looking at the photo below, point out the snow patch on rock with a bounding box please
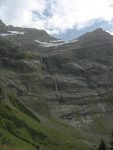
[0,33,11,36]
[8,31,24,35]
[35,40,64,47]
[66,39,79,43]
[0,31,24,37]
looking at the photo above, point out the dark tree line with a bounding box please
[98,129,113,150]
[110,129,113,150]
[98,139,107,150]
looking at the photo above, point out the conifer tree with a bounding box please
[98,139,107,150]
[110,129,113,150]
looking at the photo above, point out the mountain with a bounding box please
[0,20,7,32]
[0,20,113,150]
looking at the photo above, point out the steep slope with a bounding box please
[0,21,92,150]
[0,96,92,150]
[0,68,91,150]
[0,21,113,149]
[39,28,113,129]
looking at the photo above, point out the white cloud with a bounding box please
[0,0,113,34]
[106,30,113,35]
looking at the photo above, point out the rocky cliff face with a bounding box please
[0,20,113,133]
[36,28,113,130]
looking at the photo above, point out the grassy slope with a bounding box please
[0,96,93,150]
[0,78,113,150]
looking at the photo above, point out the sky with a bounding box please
[0,0,113,40]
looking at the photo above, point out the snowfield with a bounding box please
[0,31,24,37]
[8,31,24,35]
[35,40,64,47]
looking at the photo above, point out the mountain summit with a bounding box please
[78,28,112,41]
[0,19,57,43]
